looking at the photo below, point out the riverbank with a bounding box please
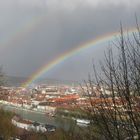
[0,101,91,132]
[0,101,47,115]
[0,102,77,131]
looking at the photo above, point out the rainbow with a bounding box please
[22,27,137,87]
[0,14,46,50]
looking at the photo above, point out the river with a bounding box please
[0,104,76,130]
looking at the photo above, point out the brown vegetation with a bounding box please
[81,23,140,140]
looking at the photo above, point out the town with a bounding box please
[0,84,127,114]
[0,84,140,134]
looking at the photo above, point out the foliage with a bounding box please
[0,109,16,140]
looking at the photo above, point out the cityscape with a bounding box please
[0,82,140,139]
[0,0,140,140]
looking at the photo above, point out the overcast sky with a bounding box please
[0,0,140,81]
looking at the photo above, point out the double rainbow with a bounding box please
[0,14,46,50]
[22,27,136,87]
[0,13,136,87]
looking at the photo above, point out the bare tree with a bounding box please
[0,66,5,87]
[81,23,140,140]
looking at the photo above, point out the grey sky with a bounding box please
[0,0,140,81]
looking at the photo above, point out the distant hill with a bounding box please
[5,76,28,87]
[36,78,79,86]
[5,76,79,87]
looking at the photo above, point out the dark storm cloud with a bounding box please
[0,0,140,81]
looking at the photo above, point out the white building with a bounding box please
[37,105,56,113]
[12,115,47,132]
